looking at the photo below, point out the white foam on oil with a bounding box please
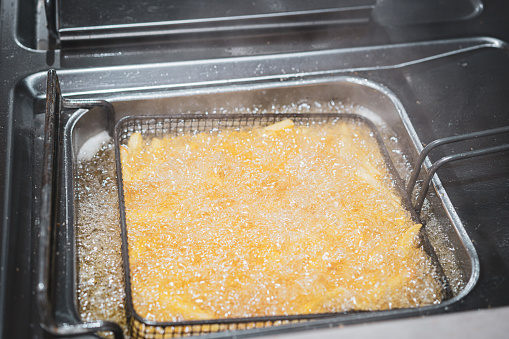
[354,105,386,126]
[78,131,111,161]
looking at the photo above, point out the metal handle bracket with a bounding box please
[407,125,509,214]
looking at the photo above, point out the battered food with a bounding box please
[120,118,443,322]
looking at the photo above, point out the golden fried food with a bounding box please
[120,118,442,322]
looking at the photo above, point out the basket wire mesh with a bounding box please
[114,113,451,338]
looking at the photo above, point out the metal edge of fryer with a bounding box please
[377,80,482,306]
[37,70,124,338]
[56,73,481,338]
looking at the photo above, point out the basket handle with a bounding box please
[407,125,509,214]
[36,70,123,338]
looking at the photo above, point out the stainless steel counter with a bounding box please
[268,306,509,339]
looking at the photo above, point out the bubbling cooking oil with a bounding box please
[75,144,127,334]
[121,118,445,322]
[74,101,465,333]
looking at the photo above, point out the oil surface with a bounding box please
[74,101,465,333]
[75,144,127,333]
[121,118,443,322]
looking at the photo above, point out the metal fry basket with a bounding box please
[114,113,451,339]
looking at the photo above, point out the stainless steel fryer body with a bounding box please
[57,76,479,337]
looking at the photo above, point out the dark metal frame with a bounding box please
[37,70,123,338]
[43,0,374,46]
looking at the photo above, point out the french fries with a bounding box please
[262,119,294,132]
[120,119,442,323]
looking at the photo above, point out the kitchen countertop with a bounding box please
[268,306,509,339]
